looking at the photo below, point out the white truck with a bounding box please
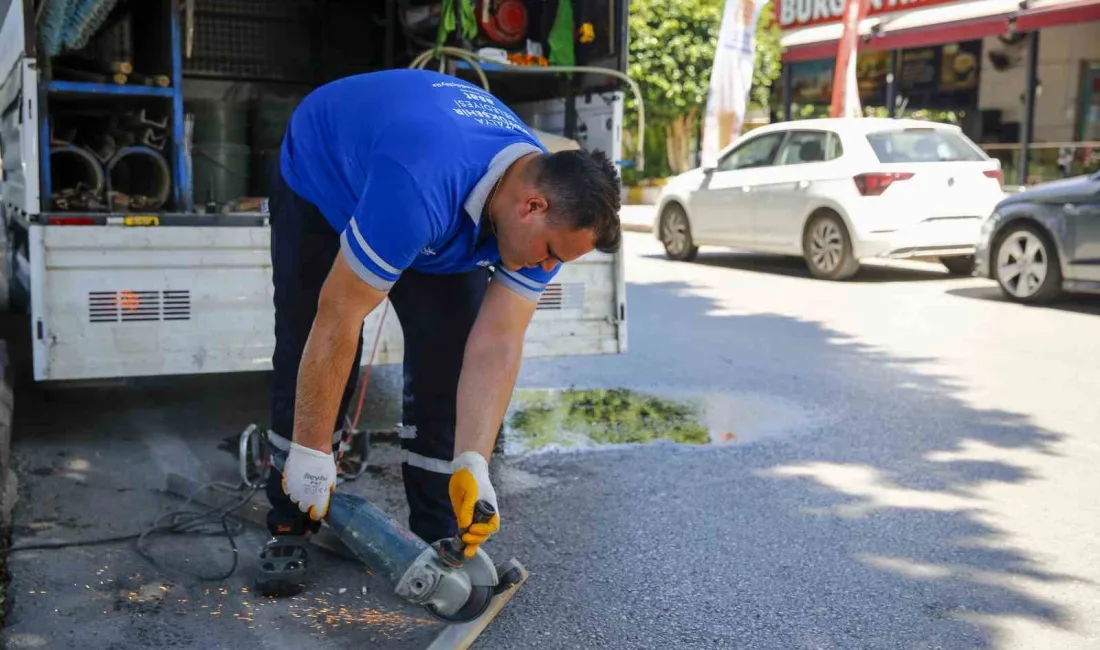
[0,0,633,383]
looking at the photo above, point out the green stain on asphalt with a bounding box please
[506,388,710,451]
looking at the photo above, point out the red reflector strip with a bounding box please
[48,217,96,225]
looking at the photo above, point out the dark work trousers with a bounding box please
[264,161,489,546]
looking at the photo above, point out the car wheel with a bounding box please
[940,255,975,276]
[659,203,699,262]
[994,223,1062,304]
[803,211,859,280]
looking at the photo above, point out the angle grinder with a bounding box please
[269,450,522,622]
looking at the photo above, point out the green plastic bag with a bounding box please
[548,0,576,68]
[437,0,479,47]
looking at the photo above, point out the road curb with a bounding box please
[621,222,653,233]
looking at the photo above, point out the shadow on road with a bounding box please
[492,279,1084,649]
[4,277,1089,648]
[646,251,953,283]
[947,285,1100,316]
[4,366,431,649]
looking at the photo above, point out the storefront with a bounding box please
[775,0,1100,185]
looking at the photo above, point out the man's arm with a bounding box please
[294,253,389,452]
[454,278,539,460]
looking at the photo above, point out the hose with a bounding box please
[409,47,491,93]
[408,46,645,172]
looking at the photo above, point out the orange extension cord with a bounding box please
[349,301,390,431]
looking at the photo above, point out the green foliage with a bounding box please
[751,7,784,111]
[902,108,963,124]
[436,0,478,46]
[566,389,710,445]
[625,0,723,123]
[624,0,784,181]
[623,123,674,184]
[507,389,711,449]
[793,102,965,124]
[855,105,962,124]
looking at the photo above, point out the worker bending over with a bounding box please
[257,68,622,596]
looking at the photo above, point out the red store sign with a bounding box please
[778,0,962,29]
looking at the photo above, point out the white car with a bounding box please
[653,118,1007,279]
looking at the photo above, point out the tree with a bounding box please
[623,0,783,181]
[752,7,784,112]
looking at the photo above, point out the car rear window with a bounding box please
[865,129,986,163]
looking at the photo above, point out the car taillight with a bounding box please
[983,169,1004,188]
[853,172,914,196]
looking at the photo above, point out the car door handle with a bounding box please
[741,186,751,193]
[797,180,810,190]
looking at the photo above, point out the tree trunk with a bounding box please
[665,109,697,175]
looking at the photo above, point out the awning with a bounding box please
[1014,0,1100,30]
[781,0,1100,62]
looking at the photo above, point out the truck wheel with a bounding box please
[803,211,859,280]
[659,203,698,262]
[994,223,1061,304]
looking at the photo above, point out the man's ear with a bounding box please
[526,194,549,216]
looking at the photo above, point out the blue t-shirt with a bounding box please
[280,69,559,301]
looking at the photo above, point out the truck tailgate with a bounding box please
[30,225,625,381]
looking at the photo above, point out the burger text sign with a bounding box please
[778,0,961,29]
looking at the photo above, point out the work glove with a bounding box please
[449,451,501,558]
[281,442,337,521]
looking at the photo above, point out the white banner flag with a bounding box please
[701,0,768,169]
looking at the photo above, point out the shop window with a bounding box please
[1077,62,1100,141]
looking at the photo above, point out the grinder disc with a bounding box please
[424,584,494,623]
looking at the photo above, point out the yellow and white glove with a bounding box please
[281,442,337,521]
[449,451,501,558]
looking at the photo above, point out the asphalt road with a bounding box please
[6,229,1100,649]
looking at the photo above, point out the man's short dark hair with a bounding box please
[531,148,622,254]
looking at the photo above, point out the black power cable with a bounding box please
[2,428,369,581]
[1,479,264,583]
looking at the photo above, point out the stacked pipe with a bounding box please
[40,2,170,89]
[50,108,171,212]
[107,147,171,211]
[49,145,105,211]
[105,109,171,211]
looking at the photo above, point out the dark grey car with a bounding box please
[975,171,1100,303]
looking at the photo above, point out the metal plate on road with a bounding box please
[425,563,529,650]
